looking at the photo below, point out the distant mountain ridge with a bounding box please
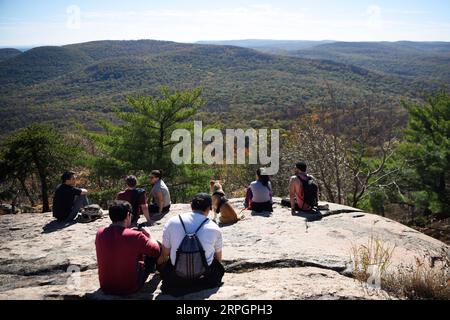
[198,40,450,84]
[197,39,336,53]
[0,39,447,134]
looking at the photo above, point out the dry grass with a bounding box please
[351,238,450,300]
[382,248,450,300]
[351,235,396,283]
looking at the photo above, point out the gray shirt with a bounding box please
[250,180,272,203]
[151,179,171,207]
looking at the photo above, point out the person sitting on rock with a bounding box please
[52,171,89,222]
[288,162,319,214]
[95,200,160,295]
[244,168,273,212]
[148,170,171,215]
[116,175,151,225]
[157,193,224,295]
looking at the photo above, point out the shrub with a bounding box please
[350,235,396,283]
[88,189,118,209]
[382,248,450,300]
[352,239,450,299]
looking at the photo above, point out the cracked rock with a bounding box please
[0,198,447,300]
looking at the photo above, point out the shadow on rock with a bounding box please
[42,220,77,234]
[292,211,323,222]
[250,211,272,218]
[218,221,239,228]
[155,283,222,300]
[85,274,162,300]
[150,212,169,222]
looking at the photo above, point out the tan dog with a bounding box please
[210,180,240,224]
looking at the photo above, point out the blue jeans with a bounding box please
[66,194,89,222]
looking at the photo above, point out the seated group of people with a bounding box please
[244,162,319,215]
[52,170,171,224]
[95,194,223,296]
[51,162,318,296]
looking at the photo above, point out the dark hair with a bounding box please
[296,162,307,172]
[61,171,75,183]
[125,175,137,187]
[191,193,212,212]
[151,170,162,179]
[108,200,132,223]
[256,168,270,187]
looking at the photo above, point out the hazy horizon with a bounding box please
[1,0,450,47]
[2,38,450,51]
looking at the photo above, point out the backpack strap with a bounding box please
[178,215,187,234]
[178,216,209,235]
[195,218,209,234]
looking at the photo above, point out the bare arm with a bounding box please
[154,191,164,214]
[141,204,151,223]
[288,177,298,212]
[214,250,222,263]
[157,245,170,266]
[80,188,88,196]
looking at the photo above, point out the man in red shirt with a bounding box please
[95,200,160,295]
[116,175,151,225]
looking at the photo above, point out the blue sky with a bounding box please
[0,0,449,46]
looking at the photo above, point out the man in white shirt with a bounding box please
[157,193,224,295]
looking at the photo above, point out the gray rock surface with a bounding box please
[0,198,447,300]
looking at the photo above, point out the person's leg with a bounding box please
[148,203,159,214]
[131,213,139,225]
[281,198,291,207]
[159,261,179,293]
[198,259,225,289]
[251,202,263,213]
[265,201,273,212]
[137,255,156,287]
[65,194,88,221]
[144,241,162,274]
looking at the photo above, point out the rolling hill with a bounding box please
[0,46,94,89]
[0,39,445,134]
[0,48,22,62]
[248,41,450,85]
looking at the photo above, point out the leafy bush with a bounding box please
[88,189,118,209]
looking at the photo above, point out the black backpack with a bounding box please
[175,216,209,280]
[299,175,319,208]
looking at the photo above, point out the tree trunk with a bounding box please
[332,135,343,204]
[19,178,35,207]
[39,175,50,213]
[158,123,164,164]
[31,151,50,213]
